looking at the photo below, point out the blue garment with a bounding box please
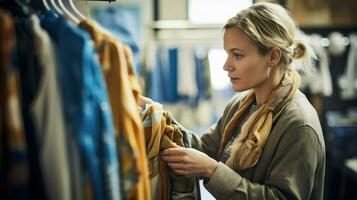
[15,18,47,200]
[165,48,179,102]
[40,12,121,200]
[147,48,180,103]
[195,52,206,100]
[147,48,164,102]
[91,6,141,75]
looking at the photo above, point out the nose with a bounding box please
[223,58,234,72]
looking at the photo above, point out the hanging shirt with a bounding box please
[339,34,357,100]
[90,6,141,75]
[15,14,48,200]
[0,9,29,199]
[146,47,183,103]
[78,20,150,200]
[147,46,164,102]
[166,48,179,102]
[40,12,120,200]
[141,103,199,200]
[298,33,333,97]
[178,47,198,99]
[30,15,71,200]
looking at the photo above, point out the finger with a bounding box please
[162,148,185,156]
[167,162,188,170]
[161,154,183,163]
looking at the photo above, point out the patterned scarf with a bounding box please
[219,70,301,170]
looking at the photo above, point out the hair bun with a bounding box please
[293,42,306,59]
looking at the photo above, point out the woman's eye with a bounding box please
[234,53,243,59]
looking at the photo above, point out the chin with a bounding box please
[232,85,247,92]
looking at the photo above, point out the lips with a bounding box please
[229,77,240,81]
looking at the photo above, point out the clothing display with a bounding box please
[339,34,357,100]
[145,46,212,104]
[91,6,141,75]
[16,14,48,200]
[79,20,150,200]
[41,12,121,200]
[0,5,150,200]
[178,47,198,98]
[30,15,71,200]
[298,33,333,96]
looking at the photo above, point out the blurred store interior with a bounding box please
[1,0,357,199]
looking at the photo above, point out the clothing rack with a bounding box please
[304,27,357,109]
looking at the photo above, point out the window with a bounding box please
[189,0,253,24]
[208,49,230,90]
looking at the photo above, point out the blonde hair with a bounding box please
[224,2,315,71]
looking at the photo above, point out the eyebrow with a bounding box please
[229,48,245,53]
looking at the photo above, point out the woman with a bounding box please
[142,2,325,199]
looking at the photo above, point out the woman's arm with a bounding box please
[163,125,324,200]
[203,125,325,200]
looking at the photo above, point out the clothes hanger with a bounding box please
[42,0,50,11]
[62,0,85,21]
[57,0,79,24]
[43,0,56,12]
[50,0,63,15]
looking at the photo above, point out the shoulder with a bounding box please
[274,90,325,149]
[279,91,320,128]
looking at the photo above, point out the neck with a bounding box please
[254,68,285,106]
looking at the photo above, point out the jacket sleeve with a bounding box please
[204,125,325,200]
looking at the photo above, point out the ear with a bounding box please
[268,47,282,66]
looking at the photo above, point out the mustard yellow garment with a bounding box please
[79,20,150,200]
[141,103,195,200]
[221,70,301,170]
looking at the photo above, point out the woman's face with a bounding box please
[223,28,270,92]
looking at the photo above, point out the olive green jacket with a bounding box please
[191,91,326,200]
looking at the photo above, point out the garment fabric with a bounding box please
[296,31,333,97]
[194,49,211,103]
[0,9,29,199]
[308,34,333,96]
[147,46,164,102]
[196,90,326,200]
[79,20,150,200]
[40,12,120,200]
[91,6,141,75]
[141,103,199,200]
[146,47,211,105]
[15,16,48,200]
[29,15,71,200]
[178,47,198,98]
[339,34,357,100]
[167,48,179,102]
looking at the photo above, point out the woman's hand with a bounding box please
[161,147,218,178]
